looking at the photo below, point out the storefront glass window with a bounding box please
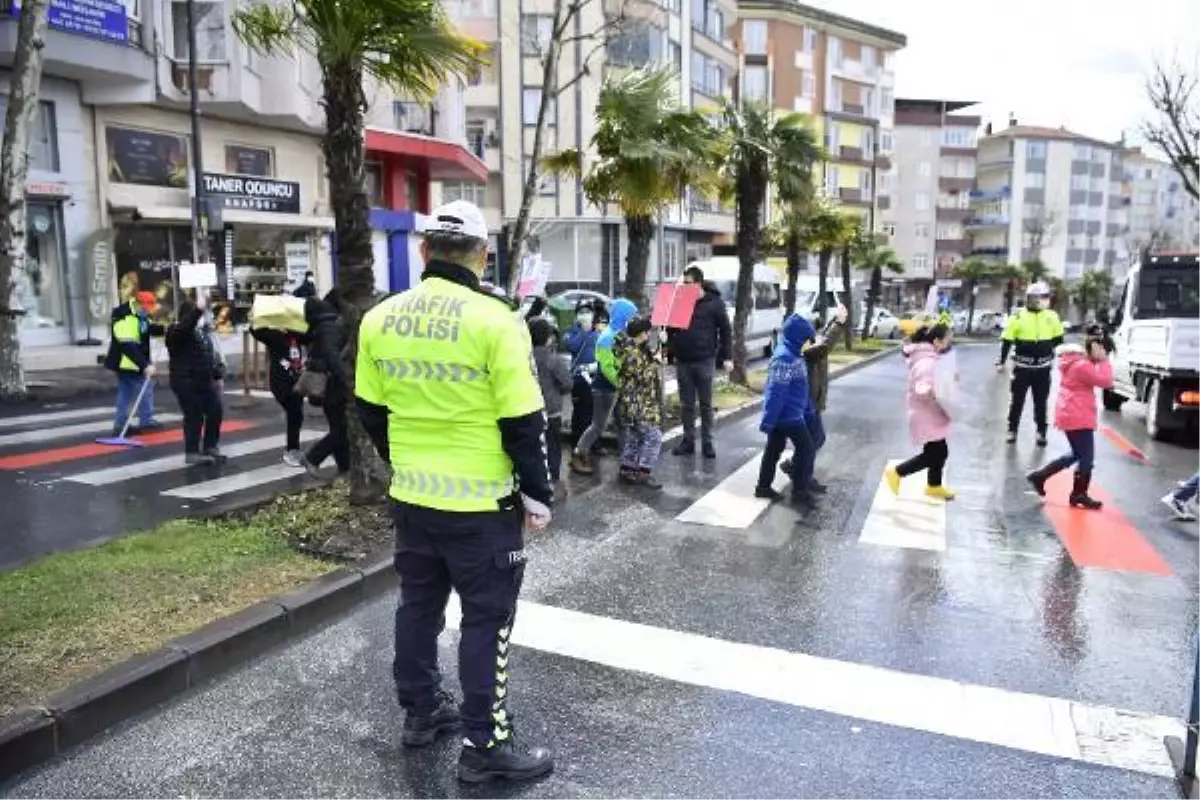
[15,203,67,333]
[113,225,178,326]
[228,228,309,327]
[405,170,419,211]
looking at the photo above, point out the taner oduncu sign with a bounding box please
[201,172,301,214]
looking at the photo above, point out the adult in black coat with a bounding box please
[302,292,351,474]
[667,266,733,458]
[165,301,225,464]
[250,322,309,465]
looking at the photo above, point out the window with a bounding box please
[690,0,704,31]
[743,66,768,102]
[743,20,768,54]
[942,127,974,147]
[1073,143,1091,160]
[826,125,839,151]
[607,20,663,67]
[1068,204,1085,220]
[1026,140,1047,159]
[882,223,896,237]
[706,6,724,41]
[364,162,384,207]
[1071,174,1089,190]
[525,157,556,196]
[829,80,842,109]
[660,0,680,11]
[858,170,872,192]
[915,192,930,210]
[1,100,61,172]
[753,281,782,310]
[825,166,839,196]
[1026,171,1045,188]
[828,35,841,64]
[801,70,816,98]
[522,88,555,126]
[879,131,893,152]
[911,254,929,272]
[860,127,874,154]
[936,223,961,240]
[669,40,682,69]
[442,181,487,206]
[170,0,226,61]
[520,14,553,54]
[691,51,705,91]
[465,120,487,157]
[914,223,930,238]
[803,26,817,52]
[880,88,893,116]
[883,50,895,70]
[394,101,432,134]
[861,45,875,69]
[918,160,932,178]
[224,144,272,176]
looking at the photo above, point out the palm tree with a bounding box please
[233,0,484,503]
[767,110,825,323]
[1073,270,1114,319]
[1047,276,1069,314]
[800,197,858,325]
[852,229,903,339]
[953,257,996,335]
[1022,258,1049,284]
[996,263,1026,314]
[543,68,723,310]
[717,102,822,382]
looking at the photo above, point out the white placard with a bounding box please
[179,261,219,289]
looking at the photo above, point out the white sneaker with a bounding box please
[282,450,305,468]
[1161,493,1197,521]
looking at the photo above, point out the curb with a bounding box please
[0,345,901,787]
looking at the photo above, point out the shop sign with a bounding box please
[202,172,301,214]
[106,126,189,188]
[10,0,128,44]
[83,229,115,328]
[285,241,311,286]
[26,181,70,198]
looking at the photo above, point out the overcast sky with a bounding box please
[811,0,1199,149]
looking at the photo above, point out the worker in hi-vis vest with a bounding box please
[355,200,554,785]
[997,281,1064,445]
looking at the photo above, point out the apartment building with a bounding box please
[880,98,979,306]
[436,0,739,292]
[735,0,906,244]
[2,0,478,354]
[1122,147,1200,262]
[969,122,1132,289]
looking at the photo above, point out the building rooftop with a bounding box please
[738,0,907,47]
[985,124,1118,149]
[895,98,978,114]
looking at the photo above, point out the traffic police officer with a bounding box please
[997,281,1064,445]
[355,200,555,784]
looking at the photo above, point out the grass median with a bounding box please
[0,485,392,717]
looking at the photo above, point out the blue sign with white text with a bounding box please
[10,0,129,44]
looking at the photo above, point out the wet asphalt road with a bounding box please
[3,345,1198,797]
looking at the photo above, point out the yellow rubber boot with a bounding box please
[925,485,956,501]
[884,466,901,496]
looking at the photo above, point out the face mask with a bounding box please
[1027,298,1042,311]
[577,312,594,328]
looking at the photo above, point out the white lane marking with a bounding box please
[0,406,111,429]
[858,459,947,552]
[225,389,275,400]
[442,595,1182,778]
[161,463,311,500]
[676,453,773,529]
[0,414,183,448]
[62,432,322,485]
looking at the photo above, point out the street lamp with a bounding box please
[183,0,210,316]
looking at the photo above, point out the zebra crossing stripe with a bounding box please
[0,407,112,430]
[0,414,183,448]
[61,431,323,486]
[0,420,257,471]
[161,462,312,500]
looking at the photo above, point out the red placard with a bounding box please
[650,282,702,328]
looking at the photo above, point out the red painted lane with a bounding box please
[1042,471,1171,576]
[1099,425,1149,464]
[0,420,257,471]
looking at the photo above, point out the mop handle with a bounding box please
[118,375,153,439]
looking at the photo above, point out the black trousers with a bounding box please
[307,399,349,471]
[172,380,222,454]
[392,500,525,746]
[758,424,815,498]
[897,439,949,487]
[570,374,593,447]
[271,379,305,451]
[1008,367,1052,434]
[546,416,563,481]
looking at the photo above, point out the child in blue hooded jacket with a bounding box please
[755,314,819,508]
[571,298,637,474]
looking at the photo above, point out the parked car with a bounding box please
[952,310,1007,336]
[860,308,901,339]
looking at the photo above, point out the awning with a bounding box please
[110,203,333,230]
[365,127,488,183]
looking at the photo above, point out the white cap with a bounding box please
[1027,281,1051,296]
[424,199,489,242]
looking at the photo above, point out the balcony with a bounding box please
[964,215,1009,230]
[1,1,154,99]
[936,205,970,221]
[935,238,971,255]
[975,155,1014,171]
[464,82,499,109]
[969,185,1011,201]
[968,246,1009,258]
[838,187,872,206]
[831,145,872,165]
[830,57,878,86]
[939,176,974,192]
[827,102,873,123]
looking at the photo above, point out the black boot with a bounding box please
[755,486,783,500]
[458,738,554,783]
[672,440,695,456]
[1025,462,1063,497]
[1006,429,1018,444]
[401,690,460,747]
[1035,430,1048,447]
[1069,471,1103,510]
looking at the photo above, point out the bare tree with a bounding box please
[1022,208,1058,262]
[500,0,634,295]
[1142,59,1199,200]
[0,0,51,398]
[1127,226,1173,260]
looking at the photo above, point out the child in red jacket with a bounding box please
[1026,329,1113,509]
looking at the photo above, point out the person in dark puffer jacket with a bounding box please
[302,292,351,476]
[667,266,733,458]
[755,314,819,509]
[251,323,309,467]
[529,317,572,499]
[166,301,225,464]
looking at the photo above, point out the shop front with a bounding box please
[98,109,332,333]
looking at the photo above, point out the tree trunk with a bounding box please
[816,247,832,323]
[0,0,50,399]
[502,0,565,296]
[1004,280,1015,314]
[731,174,762,386]
[966,281,977,335]
[623,214,653,310]
[839,243,853,350]
[783,231,801,317]
[864,266,881,340]
[322,60,387,504]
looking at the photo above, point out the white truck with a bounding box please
[1102,251,1200,441]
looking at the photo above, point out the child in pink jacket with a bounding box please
[1025,331,1113,509]
[885,323,956,501]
